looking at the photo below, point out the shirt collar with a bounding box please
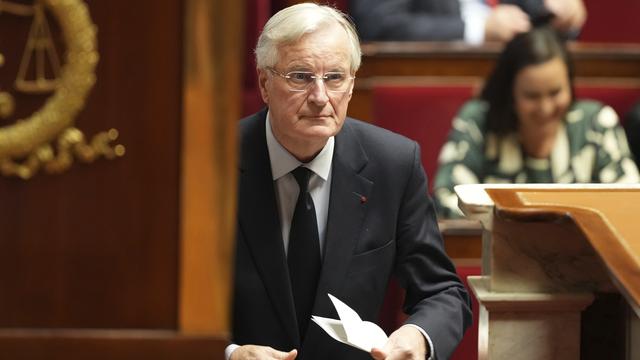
[265,111,334,181]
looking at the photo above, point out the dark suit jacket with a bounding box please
[233,109,472,359]
[350,0,464,41]
[349,0,550,42]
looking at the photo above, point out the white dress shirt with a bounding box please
[265,113,333,257]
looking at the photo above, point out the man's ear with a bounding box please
[257,68,269,104]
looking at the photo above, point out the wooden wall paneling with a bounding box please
[0,329,225,360]
[180,0,243,335]
[0,0,183,330]
[359,42,640,78]
[439,219,483,261]
[0,0,243,357]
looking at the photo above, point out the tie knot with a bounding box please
[292,166,313,193]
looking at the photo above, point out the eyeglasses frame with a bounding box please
[266,67,355,93]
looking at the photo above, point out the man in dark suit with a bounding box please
[229,3,471,359]
[349,0,586,44]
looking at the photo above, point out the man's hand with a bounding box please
[484,4,531,43]
[370,325,427,360]
[230,345,297,360]
[545,0,587,32]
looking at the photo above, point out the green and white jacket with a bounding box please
[434,99,640,218]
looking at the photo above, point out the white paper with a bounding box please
[311,293,388,352]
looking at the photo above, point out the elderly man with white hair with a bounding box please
[230,3,472,359]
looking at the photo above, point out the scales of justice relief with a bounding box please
[0,0,124,179]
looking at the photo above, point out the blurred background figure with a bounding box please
[624,102,640,167]
[349,0,586,44]
[432,26,639,218]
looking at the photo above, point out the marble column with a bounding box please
[469,276,593,360]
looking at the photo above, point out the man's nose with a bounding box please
[307,78,330,106]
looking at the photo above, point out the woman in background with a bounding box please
[434,26,639,218]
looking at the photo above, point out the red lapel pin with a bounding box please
[353,192,367,204]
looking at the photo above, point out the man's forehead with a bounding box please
[275,26,351,67]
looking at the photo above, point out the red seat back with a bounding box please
[372,84,477,191]
[575,83,640,124]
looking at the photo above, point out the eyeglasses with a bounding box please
[267,67,355,93]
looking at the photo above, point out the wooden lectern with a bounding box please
[455,184,640,360]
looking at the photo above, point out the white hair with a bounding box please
[255,3,362,73]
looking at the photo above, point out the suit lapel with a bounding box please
[314,120,373,312]
[238,111,299,347]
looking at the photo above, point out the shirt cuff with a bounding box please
[224,344,240,360]
[459,0,491,45]
[402,324,436,360]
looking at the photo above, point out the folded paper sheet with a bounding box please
[311,294,388,352]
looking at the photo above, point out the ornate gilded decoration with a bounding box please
[15,1,61,93]
[0,0,124,179]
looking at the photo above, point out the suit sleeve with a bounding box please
[394,140,473,360]
[349,0,465,41]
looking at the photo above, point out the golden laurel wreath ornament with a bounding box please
[0,0,124,179]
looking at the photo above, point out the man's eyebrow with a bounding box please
[283,61,349,72]
[284,61,313,69]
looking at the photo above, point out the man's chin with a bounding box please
[303,115,331,119]
[307,128,337,138]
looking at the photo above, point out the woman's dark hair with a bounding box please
[480,26,574,135]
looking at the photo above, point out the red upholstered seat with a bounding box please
[372,84,478,191]
[575,83,640,124]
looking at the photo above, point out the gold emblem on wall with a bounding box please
[0,0,124,179]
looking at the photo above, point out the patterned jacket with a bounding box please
[434,99,640,218]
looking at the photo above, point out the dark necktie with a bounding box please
[288,166,321,340]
